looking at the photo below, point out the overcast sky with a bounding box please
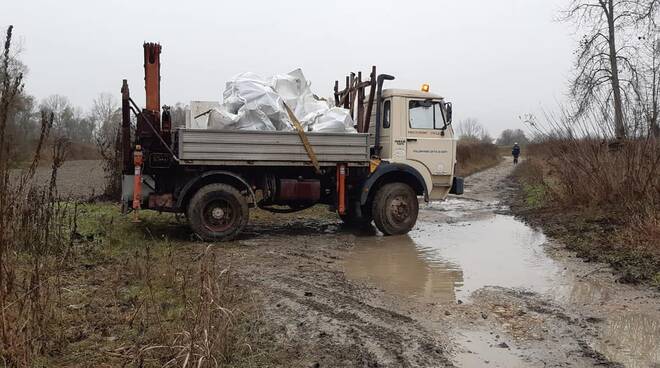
[3,0,575,136]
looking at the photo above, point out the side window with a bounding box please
[409,100,434,129]
[434,103,446,128]
[383,100,391,128]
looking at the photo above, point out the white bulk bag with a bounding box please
[195,68,356,133]
[304,107,356,133]
[222,72,292,131]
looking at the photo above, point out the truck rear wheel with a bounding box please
[187,183,248,241]
[372,183,418,235]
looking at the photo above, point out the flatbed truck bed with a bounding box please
[177,129,370,167]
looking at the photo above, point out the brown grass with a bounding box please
[1,199,275,367]
[525,138,659,209]
[512,138,660,285]
[456,140,501,177]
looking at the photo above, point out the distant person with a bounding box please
[512,143,521,164]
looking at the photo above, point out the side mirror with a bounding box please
[445,102,453,124]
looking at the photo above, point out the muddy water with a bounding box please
[343,198,660,367]
[345,201,556,303]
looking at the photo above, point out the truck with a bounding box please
[121,43,463,241]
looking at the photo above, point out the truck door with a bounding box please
[405,99,455,198]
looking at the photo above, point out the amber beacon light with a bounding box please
[421,83,430,92]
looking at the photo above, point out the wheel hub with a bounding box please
[202,199,234,232]
[389,196,409,222]
[211,207,225,219]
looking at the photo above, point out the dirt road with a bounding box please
[209,159,659,367]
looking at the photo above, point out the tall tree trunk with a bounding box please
[652,44,659,137]
[604,0,627,139]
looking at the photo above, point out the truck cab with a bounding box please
[376,89,457,201]
[335,87,462,234]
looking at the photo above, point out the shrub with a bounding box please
[526,138,659,211]
[456,140,500,177]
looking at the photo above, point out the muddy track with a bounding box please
[224,158,659,367]
[233,238,453,367]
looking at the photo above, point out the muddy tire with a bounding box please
[339,204,373,228]
[371,183,418,235]
[187,183,248,241]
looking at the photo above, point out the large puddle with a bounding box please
[345,209,555,302]
[343,198,660,367]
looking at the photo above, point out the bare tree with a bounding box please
[456,118,486,141]
[169,102,188,127]
[91,93,122,198]
[497,129,529,146]
[91,93,119,137]
[564,0,660,139]
[480,131,495,144]
[632,33,660,137]
[40,94,94,144]
[0,26,24,172]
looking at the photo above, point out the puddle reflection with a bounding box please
[345,214,554,302]
[345,235,463,303]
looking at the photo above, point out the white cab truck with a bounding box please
[121,43,463,241]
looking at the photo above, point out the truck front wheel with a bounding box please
[371,183,418,235]
[187,183,249,241]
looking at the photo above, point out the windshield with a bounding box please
[409,100,446,130]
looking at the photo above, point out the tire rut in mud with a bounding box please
[237,244,453,367]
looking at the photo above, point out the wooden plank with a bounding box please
[283,103,321,174]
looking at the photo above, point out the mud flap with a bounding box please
[449,177,464,195]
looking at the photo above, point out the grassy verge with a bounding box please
[15,202,281,367]
[456,141,502,177]
[511,158,660,288]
